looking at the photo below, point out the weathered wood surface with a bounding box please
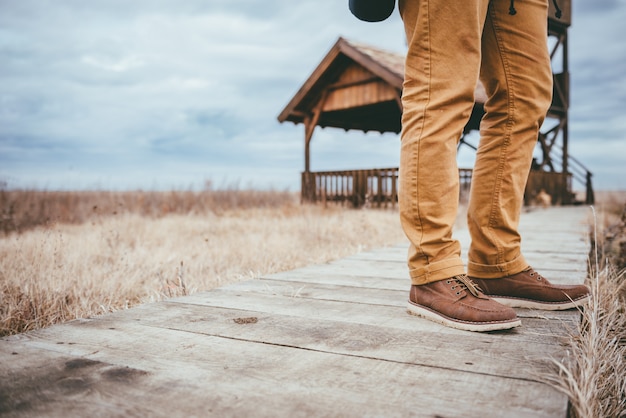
[0,206,591,417]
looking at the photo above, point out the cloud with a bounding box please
[575,0,620,13]
[0,0,624,192]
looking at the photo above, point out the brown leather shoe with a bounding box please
[470,267,591,310]
[407,275,521,332]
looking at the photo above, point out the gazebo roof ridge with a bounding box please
[337,37,405,85]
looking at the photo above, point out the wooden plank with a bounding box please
[266,259,584,288]
[452,230,588,255]
[265,269,408,290]
[282,259,407,279]
[224,277,578,321]
[1,318,566,418]
[0,206,590,417]
[234,276,409,304]
[348,243,588,260]
[327,256,585,278]
[4,300,572,380]
[271,266,583,290]
[170,286,578,346]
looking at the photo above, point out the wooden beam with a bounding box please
[302,92,328,202]
[304,92,327,173]
[326,76,382,91]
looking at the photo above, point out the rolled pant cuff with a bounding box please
[467,255,529,279]
[409,259,466,285]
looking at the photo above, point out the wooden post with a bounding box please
[302,117,314,203]
[302,93,327,203]
[561,32,571,205]
[304,117,314,174]
[586,171,595,205]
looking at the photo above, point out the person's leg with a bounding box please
[467,0,589,309]
[399,0,520,331]
[467,0,552,277]
[399,0,483,285]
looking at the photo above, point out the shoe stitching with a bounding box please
[457,302,511,313]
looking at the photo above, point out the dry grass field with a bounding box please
[0,189,405,336]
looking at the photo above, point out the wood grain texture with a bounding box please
[0,206,590,417]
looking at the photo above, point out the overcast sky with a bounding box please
[1,0,624,192]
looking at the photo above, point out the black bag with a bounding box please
[349,0,396,22]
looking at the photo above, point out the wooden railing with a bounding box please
[301,166,593,208]
[549,144,595,205]
[301,168,397,208]
[301,168,474,208]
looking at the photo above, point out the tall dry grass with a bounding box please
[545,264,626,418]
[543,192,626,418]
[0,190,405,336]
[0,185,295,235]
[590,191,626,271]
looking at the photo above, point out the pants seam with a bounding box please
[413,0,432,265]
[485,4,515,267]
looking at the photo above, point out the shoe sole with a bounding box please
[406,301,521,332]
[490,294,591,311]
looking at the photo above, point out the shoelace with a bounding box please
[509,0,562,18]
[450,275,483,297]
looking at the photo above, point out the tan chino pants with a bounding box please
[398,0,553,284]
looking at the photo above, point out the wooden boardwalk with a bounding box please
[1,206,591,417]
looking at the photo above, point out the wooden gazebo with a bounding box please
[278,2,593,207]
